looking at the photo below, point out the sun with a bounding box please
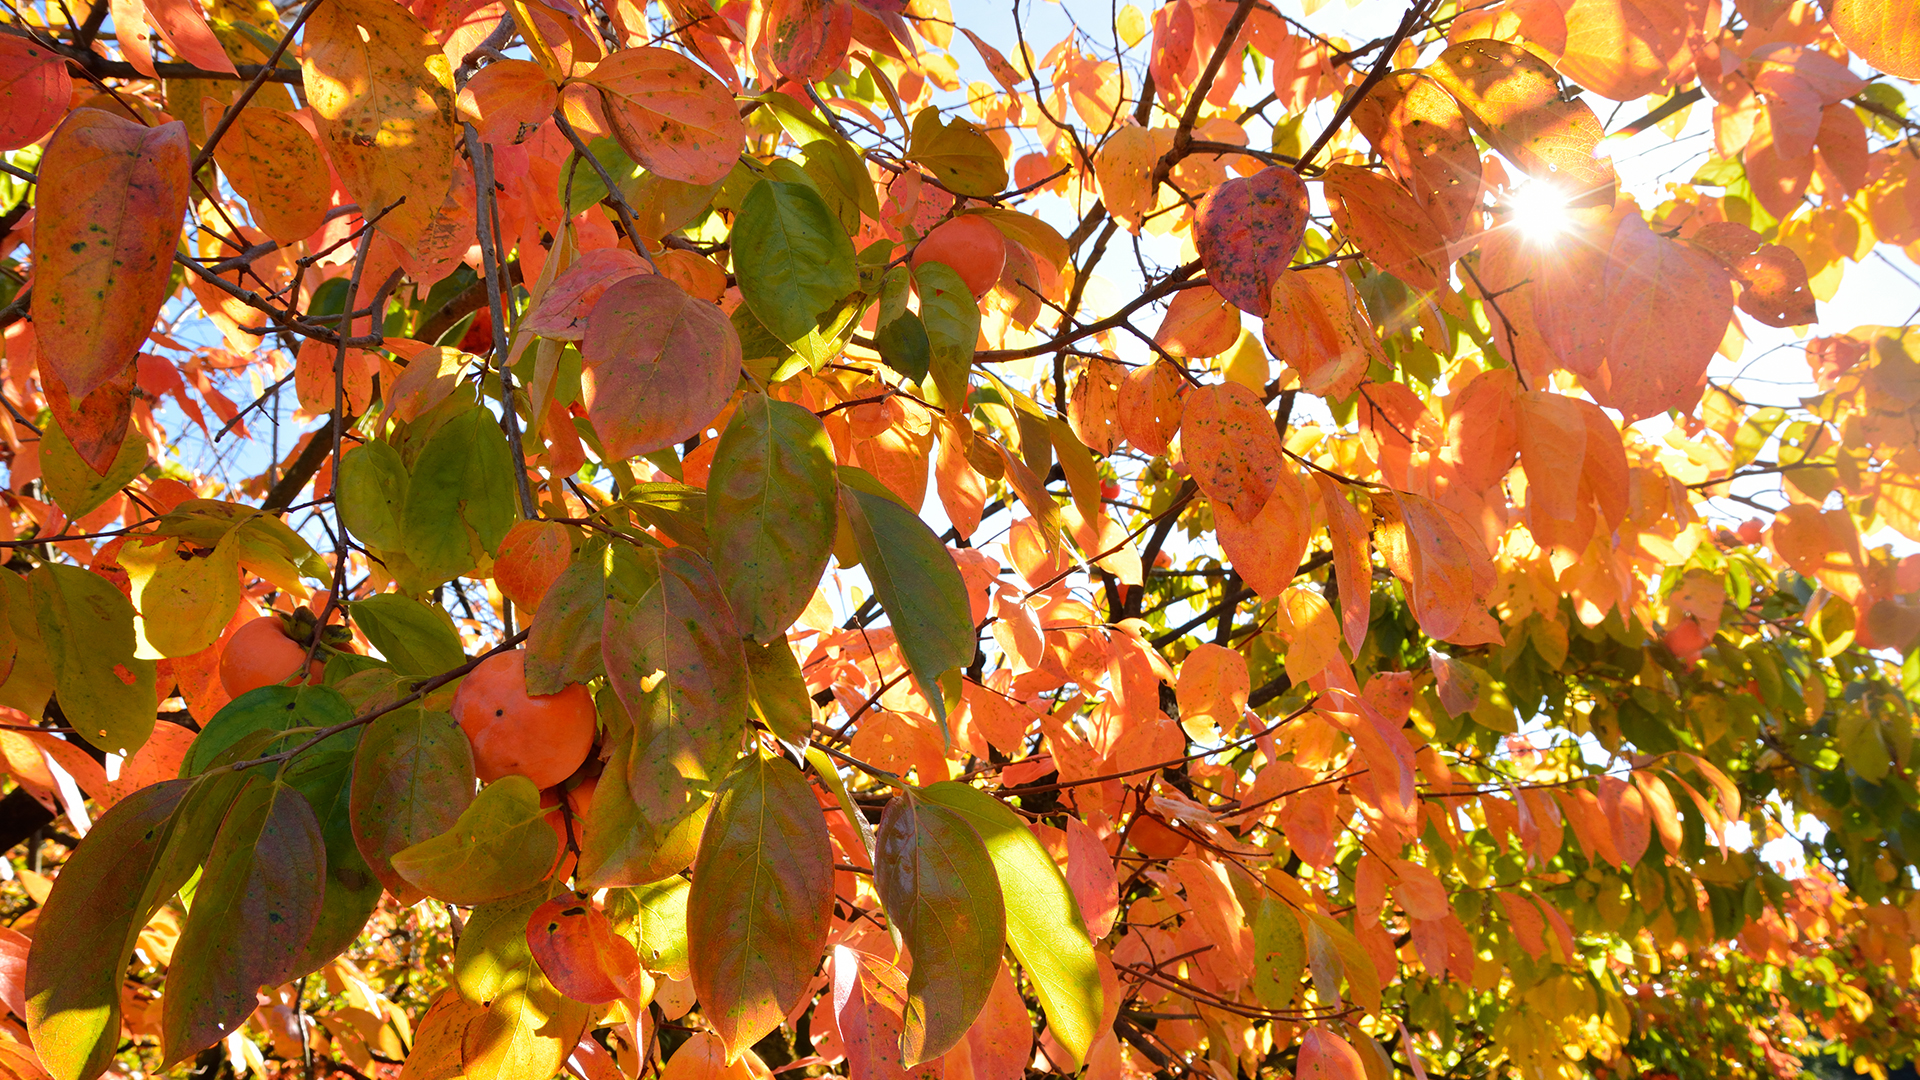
[1508,180,1573,242]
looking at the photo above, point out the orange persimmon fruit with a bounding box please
[452,649,597,789]
[911,215,1006,298]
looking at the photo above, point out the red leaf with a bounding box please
[0,35,71,151]
[526,894,644,1004]
[580,274,742,460]
[145,0,237,74]
[32,111,189,405]
[1297,1025,1366,1080]
[1192,166,1309,315]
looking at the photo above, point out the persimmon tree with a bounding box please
[0,0,1919,1078]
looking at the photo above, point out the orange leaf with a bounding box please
[1323,164,1449,291]
[0,35,71,151]
[208,106,334,244]
[1427,38,1616,199]
[32,110,189,405]
[586,48,748,186]
[1153,285,1240,361]
[1555,0,1694,101]
[1389,859,1449,921]
[1827,0,1920,80]
[1382,494,1499,645]
[1262,267,1382,400]
[1297,1025,1366,1080]
[1598,775,1651,866]
[1595,213,1734,422]
[1117,361,1185,457]
[1061,816,1118,940]
[457,58,558,145]
[1179,383,1283,520]
[1175,643,1248,742]
[1554,787,1622,867]
[1351,72,1483,242]
[1768,505,1867,603]
[1192,166,1310,315]
[144,0,237,75]
[1314,475,1372,655]
[1632,771,1682,855]
[1214,460,1312,600]
[1067,359,1124,456]
[1277,587,1343,687]
[1441,368,1519,494]
[302,0,458,254]
[495,519,573,612]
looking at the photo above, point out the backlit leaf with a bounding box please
[707,394,838,641]
[687,752,834,1057]
[301,0,457,252]
[581,274,743,460]
[31,110,188,403]
[588,47,747,185]
[840,486,974,728]
[1192,166,1309,314]
[917,782,1101,1068]
[873,791,1005,1067]
[1427,39,1616,198]
[391,776,559,905]
[29,564,156,756]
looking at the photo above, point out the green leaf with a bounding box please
[0,570,54,717]
[707,394,838,642]
[917,781,1102,1068]
[351,593,466,677]
[745,639,813,744]
[161,777,326,1067]
[126,533,240,658]
[29,563,157,755]
[875,311,932,384]
[732,178,857,343]
[26,780,197,1080]
[687,751,834,1058]
[912,261,978,407]
[391,775,558,906]
[282,745,382,977]
[840,487,973,729]
[350,707,476,905]
[619,875,692,980]
[40,411,147,519]
[1302,910,1381,1017]
[402,404,517,588]
[181,684,357,777]
[873,792,1005,1066]
[1250,895,1305,1012]
[601,548,749,796]
[801,138,876,233]
[575,732,712,888]
[339,439,409,553]
[525,550,608,696]
[454,888,594,1080]
[805,745,876,864]
[906,107,1007,196]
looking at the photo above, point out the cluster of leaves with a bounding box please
[0,0,1918,1079]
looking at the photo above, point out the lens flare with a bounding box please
[1508,181,1572,242]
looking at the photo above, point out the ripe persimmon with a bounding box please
[219,616,325,698]
[452,650,597,789]
[911,215,1006,298]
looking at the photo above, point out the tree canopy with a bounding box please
[0,0,1918,1079]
